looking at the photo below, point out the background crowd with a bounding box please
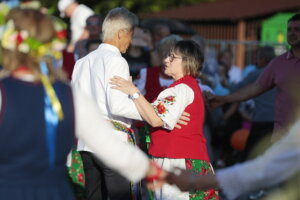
[1,0,300,200]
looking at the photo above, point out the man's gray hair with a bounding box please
[102,7,138,41]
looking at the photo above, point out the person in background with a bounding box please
[229,46,276,161]
[86,39,102,53]
[74,14,102,60]
[218,48,242,84]
[208,13,300,142]
[150,23,171,67]
[0,7,163,200]
[134,34,182,102]
[58,0,94,52]
[166,116,300,200]
[123,26,151,80]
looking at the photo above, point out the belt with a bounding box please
[111,120,136,145]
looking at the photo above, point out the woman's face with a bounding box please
[164,51,185,80]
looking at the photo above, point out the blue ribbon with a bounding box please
[40,61,58,169]
[44,95,58,169]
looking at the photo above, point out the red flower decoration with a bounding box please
[56,30,68,40]
[165,96,175,102]
[185,159,192,170]
[77,173,84,183]
[207,189,216,198]
[16,33,23,47]
[156,103,166,114]
[201,166,207,175]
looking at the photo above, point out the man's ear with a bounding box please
[117,29,124,40]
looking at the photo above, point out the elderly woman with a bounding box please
[0,8,162,200]
[111,40,219,200]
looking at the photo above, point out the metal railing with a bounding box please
[205,39,289,67]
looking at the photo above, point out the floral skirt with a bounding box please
[67,121,143,200]
[186,159,219,200]
[68,148,85,199]
[152,157,219,200]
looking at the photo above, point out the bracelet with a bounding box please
[145,161,163,182]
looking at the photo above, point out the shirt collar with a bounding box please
[99,43,121,56]
[286,50,297,60]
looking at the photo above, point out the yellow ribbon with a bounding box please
[40,75,64,120]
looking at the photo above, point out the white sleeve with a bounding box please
[106,57,143,120]
[71,58,90,94]
[133,68,147,95]
[151,84,194,130]
[72,87,149,182]
[216,120,300,200]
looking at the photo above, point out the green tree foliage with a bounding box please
[39,0,213,17]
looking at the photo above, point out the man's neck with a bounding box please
[291,46,300,59]
[104,39,120,52]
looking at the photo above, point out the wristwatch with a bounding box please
[128,92,141,100]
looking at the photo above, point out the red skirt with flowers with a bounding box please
[186,159,219,200]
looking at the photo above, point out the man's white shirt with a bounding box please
[72,43,142,152]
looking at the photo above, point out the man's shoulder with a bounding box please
[269,51,289,64]
[76,4,94,17]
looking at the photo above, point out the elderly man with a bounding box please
[72,7,141,200]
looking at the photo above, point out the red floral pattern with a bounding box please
[186,159,219,200]
[185,159,193,170]
[77,173,84,183]
[153,96,176,117]
[68,148,85,198]
[165,96,175,102]
[156,103,167,114]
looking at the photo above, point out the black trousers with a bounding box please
[80,151,132,200]
[242,121,274,161]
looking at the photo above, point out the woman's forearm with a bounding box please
[133,95,164,127]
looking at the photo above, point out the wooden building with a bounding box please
[145,0,300,68]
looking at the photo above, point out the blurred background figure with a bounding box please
[152,23,171,47]
[86,39,102,53]
[166,115,300,200]
[74,14,102,60]
[134,34,182,102]
[150,23,171,66]
[123,26,151,80]
[58,0,94,52]
[219,48,243,84]
[230,46,276,162]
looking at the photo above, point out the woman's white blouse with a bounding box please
[151,83,194,130]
